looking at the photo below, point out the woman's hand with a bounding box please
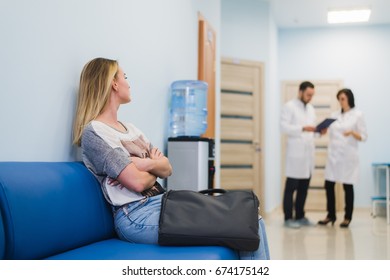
[107,178,121,186]
[130,148,172,179]
[344,130,362,141]
[149,147,164,160]
[107,178,127,190]
[129,148,165,172]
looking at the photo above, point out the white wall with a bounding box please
[279,24,390,207]
[0,0,221,163]
[221,0,280,213]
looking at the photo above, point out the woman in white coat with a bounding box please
[318,88,367,228]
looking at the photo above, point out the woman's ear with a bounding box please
[112,79,119,91]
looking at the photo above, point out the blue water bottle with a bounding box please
[169,80,208,137]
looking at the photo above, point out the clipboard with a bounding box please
[316,118,336,132]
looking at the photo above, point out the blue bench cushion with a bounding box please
[0,162,115,259]
[46,238,238,260]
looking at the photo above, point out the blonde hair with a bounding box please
[73,58,119,146]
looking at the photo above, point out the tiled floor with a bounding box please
[263,208,390,260]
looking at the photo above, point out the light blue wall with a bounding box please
[0,0,220,163]
[279,25,390,207]
[221,0,280,213]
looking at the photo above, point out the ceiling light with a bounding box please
[327,8,371,24]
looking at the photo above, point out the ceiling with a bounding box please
[268,0,390,28]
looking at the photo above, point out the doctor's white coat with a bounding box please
[281,98,316,179]
[324,108,367,185]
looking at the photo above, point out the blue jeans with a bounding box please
[114,194,270,260]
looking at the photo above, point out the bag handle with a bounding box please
[199,189,227,195]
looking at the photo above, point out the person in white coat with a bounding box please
[318,88,367,228]
[281,81,317,228]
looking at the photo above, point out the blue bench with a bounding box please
[0,162,238,260]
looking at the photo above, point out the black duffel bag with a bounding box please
[158,189,260,251]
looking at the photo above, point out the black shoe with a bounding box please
[340,219,351,228]
[318,217,336,226]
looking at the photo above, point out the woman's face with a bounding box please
[114,67,131,103]
[338,92,350,111]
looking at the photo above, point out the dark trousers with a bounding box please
[283,177,310,221]
[324,180,354,221]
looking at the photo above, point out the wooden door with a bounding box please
[220,58,265,214]
[281,80,345,211]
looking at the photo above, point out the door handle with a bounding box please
[253,142,262,153]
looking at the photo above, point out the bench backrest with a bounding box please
[0,162,115,259]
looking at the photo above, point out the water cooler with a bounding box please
[167,80,214,191]
[167,137,215,191]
